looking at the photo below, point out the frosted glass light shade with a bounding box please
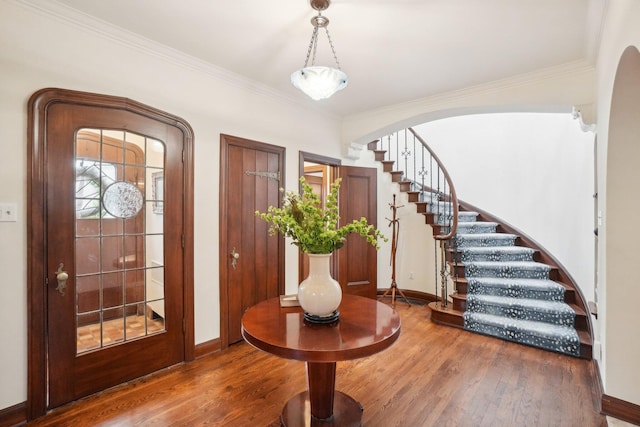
[290,66,348,100]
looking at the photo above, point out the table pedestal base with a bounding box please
[280,391,363,427]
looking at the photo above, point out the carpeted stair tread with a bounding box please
[455,233,517,247]
[457,233,516,240]
[433,210,478,225]
[458,246,535,262]
[463,312,580,356]
[456,222,498,234]
[459,246,534,254]
[428,200,455,210]
[466,294,575,326]
[465,261,551,279]
[422,192,444,202]
[466,277,566,301]
[458,211,478,222]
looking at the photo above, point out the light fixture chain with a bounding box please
[303,26,319,68]
[323,26,342,69]
[311,28,318,66]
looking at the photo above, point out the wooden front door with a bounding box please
[219,135,285,346]
[28,89,194,415]
[336,166,379,298]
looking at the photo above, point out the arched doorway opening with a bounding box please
[605,45,640,401]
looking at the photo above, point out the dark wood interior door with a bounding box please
[336,166,379,298]
[42,97,188,409]
[220,135,285,346]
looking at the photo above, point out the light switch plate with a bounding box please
[0,203,17,222]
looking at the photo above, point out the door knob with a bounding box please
[55,263,68,296]
[231,247,240,270]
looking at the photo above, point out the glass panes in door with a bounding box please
[75,128,166,354]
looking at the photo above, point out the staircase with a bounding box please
[369,133,593,359]
[447,206,588,358]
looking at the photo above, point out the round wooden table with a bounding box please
[241,294,401,426]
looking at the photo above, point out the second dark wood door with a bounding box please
[336,166,379,298]
[219,135,285,345]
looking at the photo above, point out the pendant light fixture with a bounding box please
[290,0,348,100]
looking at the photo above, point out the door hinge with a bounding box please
[45,277,49,285]
[181,234,185,248]
[244,170,280,181]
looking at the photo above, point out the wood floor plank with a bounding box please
[27,303,605,426]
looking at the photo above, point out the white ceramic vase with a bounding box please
[297,253,342,319]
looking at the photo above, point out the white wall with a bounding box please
[596,0,640,413]
[0,0,345,409]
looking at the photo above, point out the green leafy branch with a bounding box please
[255,177,387,254]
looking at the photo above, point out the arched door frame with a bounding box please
[27,88,195,420]
[601,45,640,421]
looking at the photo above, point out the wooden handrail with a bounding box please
[408,128,459,240]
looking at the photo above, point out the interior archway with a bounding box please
[348,104,577,148]
[605,45,640,402]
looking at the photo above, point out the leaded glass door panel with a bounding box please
[42,98,187,409]
[74,129,166,354]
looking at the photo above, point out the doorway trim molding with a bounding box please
[26,88,195,420]
[298,151,341,177]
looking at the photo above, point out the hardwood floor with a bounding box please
[27,302,605,426]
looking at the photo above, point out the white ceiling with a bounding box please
[50,0,605,118]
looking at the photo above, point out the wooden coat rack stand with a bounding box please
[379,194,411,308]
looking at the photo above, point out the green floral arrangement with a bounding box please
[255,177,387,254]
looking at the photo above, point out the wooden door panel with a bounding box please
[264,151,283,299]
[226,145,245,343]
[220,135,284,345]
[337,166,378,298]
[45,105,77,404]
[253,149,282,303]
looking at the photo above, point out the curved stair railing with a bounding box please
[369,127,459,307]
